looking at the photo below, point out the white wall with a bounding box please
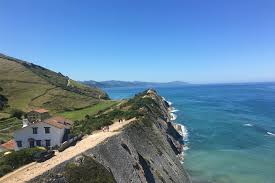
[14,122,65,151]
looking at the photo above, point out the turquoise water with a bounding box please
[104,83,275,183]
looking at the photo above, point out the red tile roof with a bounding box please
[43,116,72,129]
[1,140,16,150]
[32,109,49,113]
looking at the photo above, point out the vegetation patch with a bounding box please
[0,55,108,115]
[59,101,119,121]
[21,62,109,100]
[0,117,21,143]
[72,90,164,136]
[64,155,116,183]
[0,147,46,177]
[0,94,8,111]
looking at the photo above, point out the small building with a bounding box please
[27,109,50,123]
[14,114,72,151]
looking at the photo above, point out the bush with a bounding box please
[0,147,45,177]
[64,155,116,183]
[0,94,8,111]
[10,109,25,119]
[0,165,13,177]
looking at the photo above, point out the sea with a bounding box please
[104,82,275,183]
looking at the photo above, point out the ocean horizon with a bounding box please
[104,82,275,183]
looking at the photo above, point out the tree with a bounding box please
[11,109,25,119]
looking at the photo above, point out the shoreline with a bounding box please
[163,97,189,162]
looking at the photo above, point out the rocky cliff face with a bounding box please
[29,90,191,183]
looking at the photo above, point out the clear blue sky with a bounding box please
[0,0,275,83]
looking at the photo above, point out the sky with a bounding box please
[0,0,275,84]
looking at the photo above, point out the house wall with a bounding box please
[14,122,65,151]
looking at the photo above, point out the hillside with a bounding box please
[83,80,189,88]
[0,53,109,118]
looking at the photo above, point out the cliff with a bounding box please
[29,90,191,183]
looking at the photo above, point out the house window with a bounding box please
[45,140,51,147]
[44,127,50,134]
[36,140,41,146]
[32,127,38,134]
[16,141,22,147]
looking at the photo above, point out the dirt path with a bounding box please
[0,118,136,183]
[67,79,71,87]
[29,86,57,102]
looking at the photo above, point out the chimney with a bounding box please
[22,118,29,127]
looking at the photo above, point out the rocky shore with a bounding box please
[164,97,189,162]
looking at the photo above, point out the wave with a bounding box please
[170,113,177,121]
[164,97,189,163]
[183,145,189,151]
[177,124,189,164]
[162,97,173,106]
[243,123,253,127]
[171,108,179,113]
[244,123,275,137]
[167,101,172,106]
[179,124,189,141]
[267,132,275,136]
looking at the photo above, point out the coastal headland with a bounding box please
[1,89,191,183]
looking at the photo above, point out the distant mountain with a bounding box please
[0,53,109,118]
[82,80,189,88]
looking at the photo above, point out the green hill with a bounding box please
[0,54,109,119]
[82,80,189,88]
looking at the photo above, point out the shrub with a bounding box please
[0,95,8,111]
[0,147,45,177]
[64,155,116,183]
[10,109,25,119]
[0,165,13,177]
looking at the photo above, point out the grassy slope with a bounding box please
[0,118,21,142]
[59,100,119,121]
[0,55,108,115]
[0,54,110,142]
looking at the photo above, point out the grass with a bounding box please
[0,113,10,120]
[0,55,112,141]
[64,155,116,183]
[0,56,108,114]
[59,101,119,121]
[0,117,21,142]
[71,91,161,135]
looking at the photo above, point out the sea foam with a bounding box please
[179,124,189,141]
[167,101,173,106]
[267,132,275,136]
[170,113,177,121]
[171,108,179,113]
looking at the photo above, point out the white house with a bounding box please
[14,115,72,151]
